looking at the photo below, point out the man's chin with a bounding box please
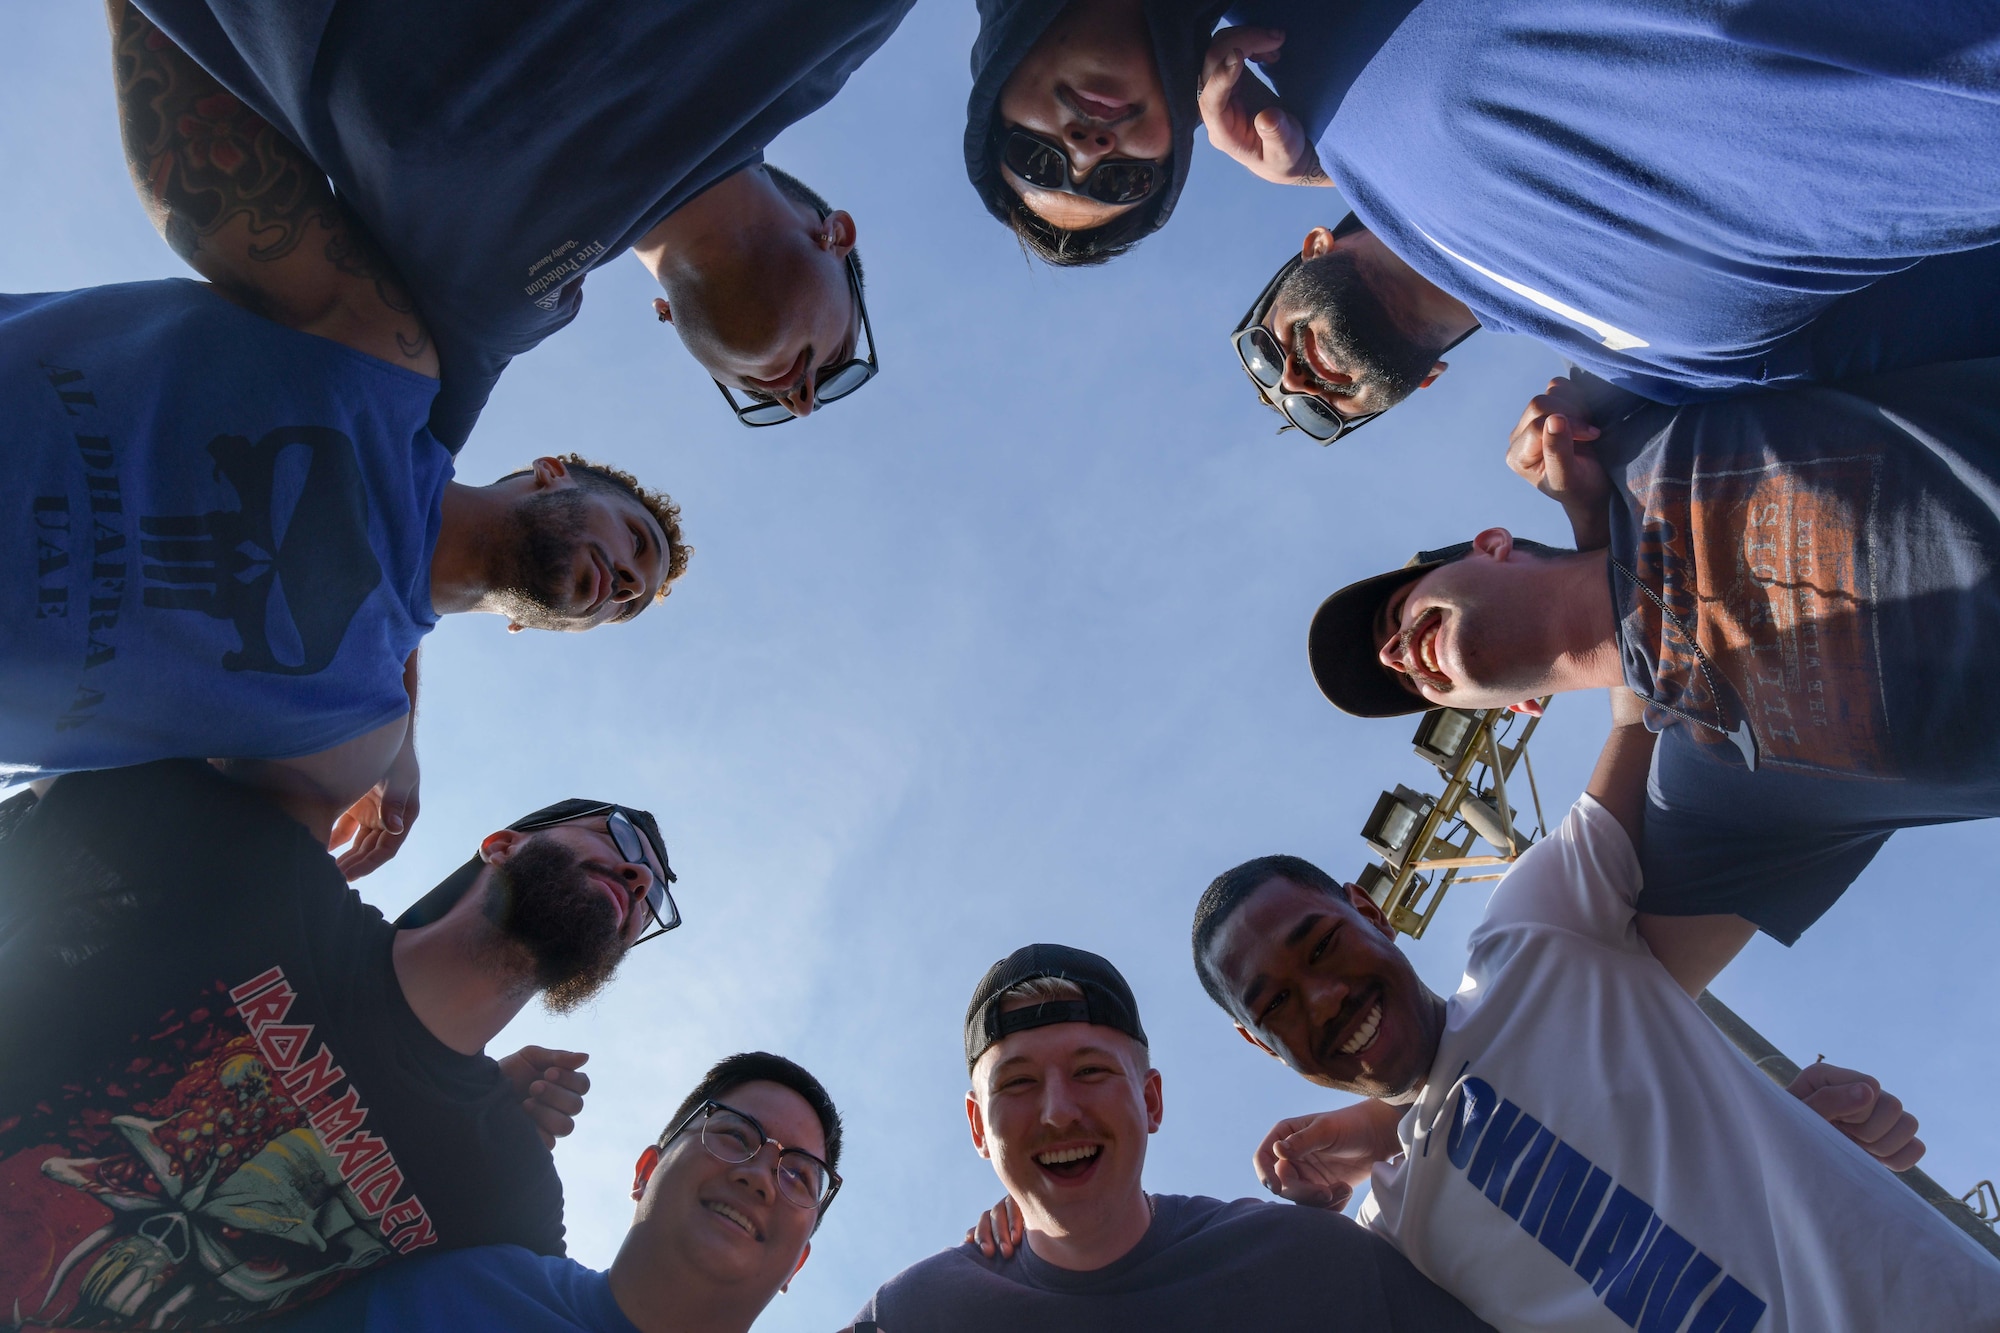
[539,951,623,1014]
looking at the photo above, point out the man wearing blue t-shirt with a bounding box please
[257,1052,843,1333]
[2,12,690,870]
[1303,356,2000,994]
[1199,0,2000,427]
[129,0,915,447]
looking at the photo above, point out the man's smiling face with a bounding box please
[1205,876,1442,1098]
[967,1020,1161,1239]
[631,1080,823,1292]
[1373,531,1562,710]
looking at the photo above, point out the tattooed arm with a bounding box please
[106,0,436,375]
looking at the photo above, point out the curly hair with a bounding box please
[552,454,691,598]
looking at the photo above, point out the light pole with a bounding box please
[1351,700,2000,1260]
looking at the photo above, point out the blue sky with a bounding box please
[7,3,1996,1327]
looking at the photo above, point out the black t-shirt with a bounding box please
[843,1193,1492,1332]
[0,761,563,1329]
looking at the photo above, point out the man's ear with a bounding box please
[652,297,675,325]
[480,828,524,865]
[966,1090,992,1159]
[780,1240,812,1293]
[1234,1022,1281,1061]
[1507,698,1546,717]
[1471,526,1514,561]
[819,210,856,258]
[630,1144,662,1202]
[529,456,572,491]
[1301,225,1337,261]
[1346,882,1398,941]
[1419,361,1449,389]
[1142,1068,1164,1134]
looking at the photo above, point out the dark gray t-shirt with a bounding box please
[842,1193,1492,1332]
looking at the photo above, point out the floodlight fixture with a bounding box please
[1355,861,1396,908]
[1412,707,1482,770]
[1361,784,1436,867]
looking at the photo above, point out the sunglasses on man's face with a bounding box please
[1228,213,1477,445]
[511,804,682,945]
[714,243,878,428]
[1001,129,1161,206]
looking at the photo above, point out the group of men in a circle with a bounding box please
[4,0,1999,1328]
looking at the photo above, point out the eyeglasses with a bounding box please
[509,803,681,946]
[714,243,878,428]
[1000,128,1161,206]
[661,1099,843,1214]
[1229,212,1477,445]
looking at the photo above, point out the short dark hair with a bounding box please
[660,1052,844,1225]
[764,165,865,289]
[988,173,1166,268]
[1191,854,1347,1011]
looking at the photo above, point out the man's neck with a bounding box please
[429,481,505,616]
[1545,548,1626,693]
[1023,1185,1155,1272]
[1349,229,1479,347]
[606,1229,769,1333]
[389,912,536,1056]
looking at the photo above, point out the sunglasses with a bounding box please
[1229,212,1478,445]
[1001,128,1161,207]
[510,803,681,945]
[714,242,878,428]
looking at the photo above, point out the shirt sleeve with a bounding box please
[1468,794,1646,955]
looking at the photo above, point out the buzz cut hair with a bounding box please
[1190,854,1346,1012]
[763,164,865,289]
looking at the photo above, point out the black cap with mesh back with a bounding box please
[964,943,1148,1072]
[393,798,667,929]
[1307,538,1569,719]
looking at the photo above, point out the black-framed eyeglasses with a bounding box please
[511,802,681,945]
[999,128,1162,206]
[1229,212,1478,445]
[714,241,878,428]
[661,1099,843,1215]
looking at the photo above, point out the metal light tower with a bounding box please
[1351,700,2000,1259]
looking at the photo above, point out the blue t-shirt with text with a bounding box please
[1,280,449,782]
[1229,0,2000,401]
[132,0,917,449]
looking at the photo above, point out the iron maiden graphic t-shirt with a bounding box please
[0,280,451,784]
[1358,795,2000,1333]
[0,762,563,1330]
[1593,356,2000,941]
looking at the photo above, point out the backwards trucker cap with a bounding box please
[1307,538,1567,719]
[393,798,667,930]
[964,943,1148,1072]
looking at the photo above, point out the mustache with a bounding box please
[1312,983,1381,1067]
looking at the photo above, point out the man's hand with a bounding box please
[498,1047,591,1150]
[1253,1100,1403,1210]
[966,1194,1025,1259]
[331,732,419,880]
[1507,376,1610,550]
[1198,29,1327,187]
[1789,1061,1925,1171]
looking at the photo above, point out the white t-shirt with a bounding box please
[1357,794,2000,1332]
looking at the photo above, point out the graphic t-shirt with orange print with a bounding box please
[1599,357,2000,942]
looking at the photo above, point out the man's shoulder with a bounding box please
[1155,1191,1374,1253]
[853,1243,1004,1326]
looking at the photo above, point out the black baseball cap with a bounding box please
[1307,538,1568,718]
[964,943,1148,1072]
[393,798,669,929]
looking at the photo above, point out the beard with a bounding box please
[1277,250,1444,409]
[484,833,628,1013]
[490,488,590,631]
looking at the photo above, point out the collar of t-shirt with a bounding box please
[1004,1194,1183,1292]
